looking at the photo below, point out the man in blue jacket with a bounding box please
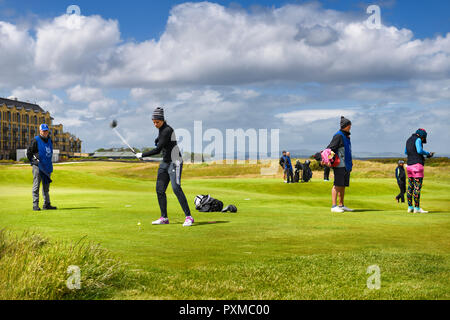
[284,152,294,183]
[27,124,56,211]
[327,116,354,213]
[279,150,287,182]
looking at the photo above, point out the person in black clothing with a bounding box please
[323,166,330,181]
[279,151,287,181]
[135,107,194,227]
[395,160,406,203]
[313,152,331,181]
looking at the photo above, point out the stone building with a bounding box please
[0,97,82,160]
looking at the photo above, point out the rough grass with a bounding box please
[117,252,449,300]
[0,229,137,300]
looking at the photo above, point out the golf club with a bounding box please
[110,120,140,158]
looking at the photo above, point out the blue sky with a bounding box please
[2,0,449,40]
[0,0,449,155]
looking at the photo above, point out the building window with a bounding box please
[26,115,29,124]
[8,111,11,121]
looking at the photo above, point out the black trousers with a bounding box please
[396,182,406,203]
[286,168,294,183]
[324,166,330,180]
[156,161,191,218]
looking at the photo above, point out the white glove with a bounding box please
[135,153,143,159]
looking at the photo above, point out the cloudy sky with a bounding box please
[0,0,449,156]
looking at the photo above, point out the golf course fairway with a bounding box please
[0,161,449,300]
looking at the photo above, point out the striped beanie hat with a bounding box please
[152,107,165,121]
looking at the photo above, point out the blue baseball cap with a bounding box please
[40,124,49,131]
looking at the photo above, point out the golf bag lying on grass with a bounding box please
[194,195,237,213]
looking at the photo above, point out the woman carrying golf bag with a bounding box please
[136,107,194,227]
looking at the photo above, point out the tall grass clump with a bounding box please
[0,229,137,300]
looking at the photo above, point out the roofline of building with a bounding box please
[0,97,45,113]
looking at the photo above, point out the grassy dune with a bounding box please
[0,230,135,300]
[0,161,449,299]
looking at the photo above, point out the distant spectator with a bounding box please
[314,152,331,181]
[279,151,287,182]
[324,166,330,181]
[284,152,294,183]
[395,160,406,203]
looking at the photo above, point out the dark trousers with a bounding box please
[156,161,191,218]
[396,182,406,203]
[324,166,330,180]
[32,165,50,206]
[286,168,294,183]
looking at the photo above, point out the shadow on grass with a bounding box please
[170,221,230,226]
[194,221,230,226]
[352,209,384,212]
[58,207,102,211]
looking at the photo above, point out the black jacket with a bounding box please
[327,130,350,153]
[396,166,406,185]
[27,135,51,165]
[279,156,285,168]
[406,134,425,166]
[142,122,181,163]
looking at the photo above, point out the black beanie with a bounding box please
[340,116,352,129]
[152,107,165,121]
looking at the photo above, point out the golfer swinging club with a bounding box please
[135,107,194,227]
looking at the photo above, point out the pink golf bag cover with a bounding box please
[321,149,340,167]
